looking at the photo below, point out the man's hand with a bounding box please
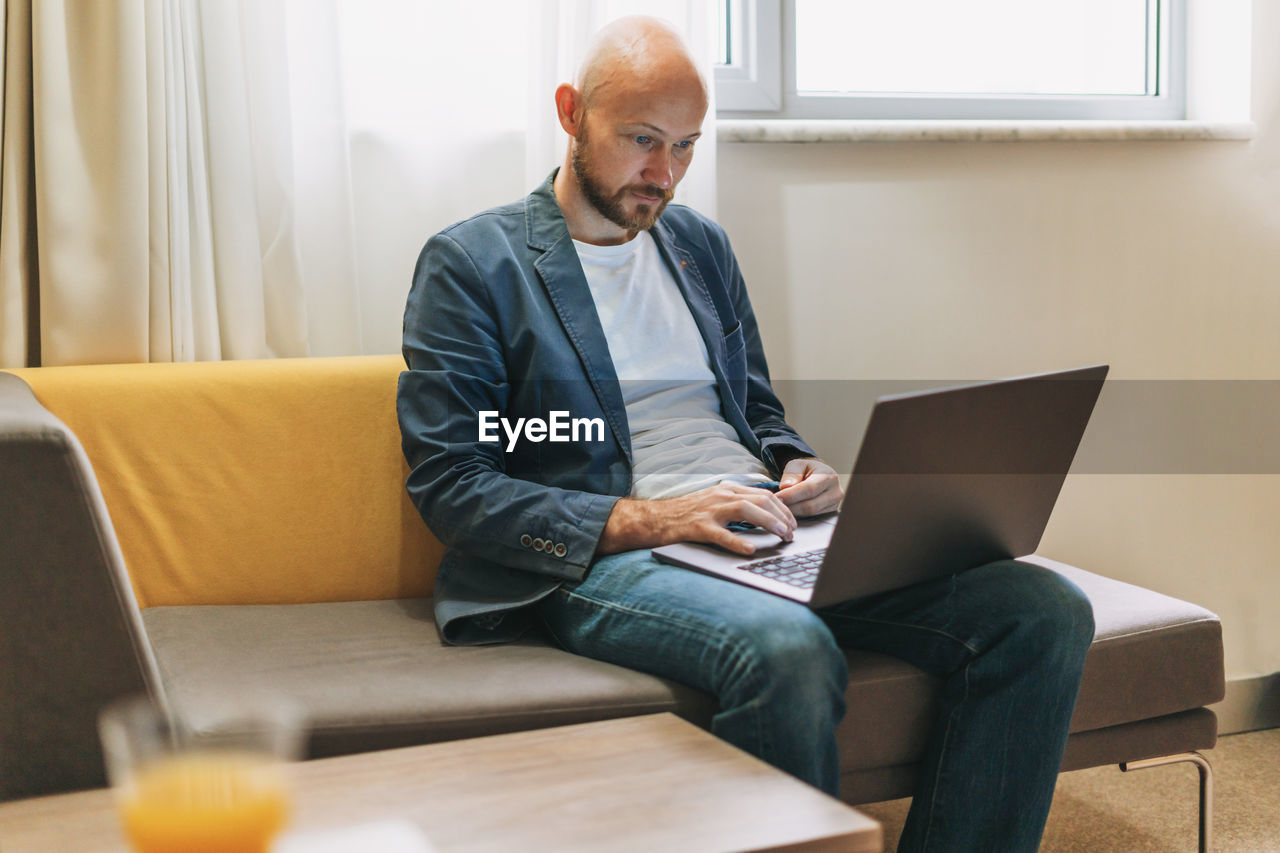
[596,482,798,558]
[776,457,843,518]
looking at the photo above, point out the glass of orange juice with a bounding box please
[98,694,306,853]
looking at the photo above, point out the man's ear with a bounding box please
[555,83,584,137]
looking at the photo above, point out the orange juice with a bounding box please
[118,751,290,853]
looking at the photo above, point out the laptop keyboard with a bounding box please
[740,548,826,589]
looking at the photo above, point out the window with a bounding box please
[716,0,1185,120]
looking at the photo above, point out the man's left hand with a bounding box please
[776,458,843,517]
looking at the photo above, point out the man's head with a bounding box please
[553,16,708,243]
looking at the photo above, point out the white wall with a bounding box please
[717,4,1280,694]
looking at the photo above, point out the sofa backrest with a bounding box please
[7,356,442,608]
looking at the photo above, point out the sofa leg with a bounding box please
[1120,751,1213,853]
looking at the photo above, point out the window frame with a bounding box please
[715,0,1186,121]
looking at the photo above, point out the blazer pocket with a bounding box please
[722,322,747,385]
[723,322,745,357]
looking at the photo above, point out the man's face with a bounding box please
[569,84,705,233]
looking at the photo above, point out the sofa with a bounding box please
[0,356,1225,840]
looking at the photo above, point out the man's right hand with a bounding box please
[595,483,797,558]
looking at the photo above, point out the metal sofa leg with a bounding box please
[1120,751,1214,853]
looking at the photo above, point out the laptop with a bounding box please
[652,364,1109,608]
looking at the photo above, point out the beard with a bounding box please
[571,126,674,232]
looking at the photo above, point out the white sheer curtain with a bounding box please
[337,0,721,355]
[147,0,362,362]
[0,0,360,367]
[3,1,720,365]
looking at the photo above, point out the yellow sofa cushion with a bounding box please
[8,356,442,607]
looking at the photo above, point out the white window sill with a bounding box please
[716,119,1257,143]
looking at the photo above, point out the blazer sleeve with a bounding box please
[397,233,619,578]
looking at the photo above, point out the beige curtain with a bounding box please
[0,0,361,368]
[0,0,38,367]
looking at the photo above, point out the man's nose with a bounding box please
[643,147,674,190]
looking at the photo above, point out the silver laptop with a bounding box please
[652,364,1109,608]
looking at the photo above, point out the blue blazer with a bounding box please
[398,173,815,644]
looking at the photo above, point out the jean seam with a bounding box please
[560,584,739,646]
[722,634,772,763]
[821,611,982,657]
[557,585,776,762]
[920,660,971,853]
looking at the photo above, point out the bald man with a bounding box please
[398,17,1092,853]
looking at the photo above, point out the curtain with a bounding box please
[2,1,721,365]
[332,1,721,355]
[0,0,39,367]
[526,0,719,219]
[0,0,361,368]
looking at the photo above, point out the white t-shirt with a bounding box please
[573,232,771,499]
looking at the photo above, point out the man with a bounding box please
[398,16,1093,853]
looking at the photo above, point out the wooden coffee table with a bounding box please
[0,713,881,852]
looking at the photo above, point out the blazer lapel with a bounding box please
[526,181,632,462]
[657,237,728,365]
[650,220,761,455]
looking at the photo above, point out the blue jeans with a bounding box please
[536,552,1094,853]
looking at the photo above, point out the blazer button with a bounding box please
[520,534,532,548]
[533,538,546,551]
[554,543,567,558]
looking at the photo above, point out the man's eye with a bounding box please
[676,141,693,150]
[635,135,652,145]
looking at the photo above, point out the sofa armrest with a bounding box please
[0,373,165,800]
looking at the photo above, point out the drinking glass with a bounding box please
[99,694,306,853]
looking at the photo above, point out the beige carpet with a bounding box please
[857,727,1279,852]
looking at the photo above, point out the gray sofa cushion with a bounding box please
[142,557,1223,774]
[142,598,717,757]
[834,556,1225,772]
[1030,556,1225,730]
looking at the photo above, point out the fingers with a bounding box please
[778,457,820,489]
[782,490,841,518]
[776,473,824,503]
[777,471,843,518]
[698,486,795,554]
[670,482,797,550]
[718,483,796,537]
[780,485,842,517]
[705,524,759,556]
